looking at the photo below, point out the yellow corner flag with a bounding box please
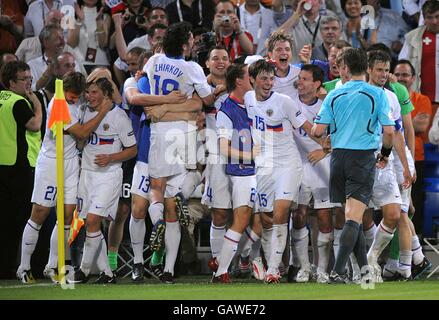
[48,79,71,285]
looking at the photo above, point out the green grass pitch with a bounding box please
[1,276,439,300]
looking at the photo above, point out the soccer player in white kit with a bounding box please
[291,65,337,284]
[200,47,231,271]
[365,51,413,282]
[17,72,114,284]
[69,78,137,284]
[140,22,213,283]
[246,59,324,283]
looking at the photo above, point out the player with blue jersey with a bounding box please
[211,63,257,284]
[312,48,395,284]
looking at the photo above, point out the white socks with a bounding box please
[399,250,413,277]
[129,216,146,264]
[317,231,333,273]
[261,227,273,264]
[268,224,288,274]
[216,229,241,276]
[47,223,71,268]
[148,202,164,225]
[292,226,310,270]
[411,235,424,265]
[367,222,395,265]
[81,231,104,276]
[19,219,41,270]
[164,220,181,275]
[210,223,226,258]
[95,232,113,277]
[364,224,377,250]
[240,227,261,258]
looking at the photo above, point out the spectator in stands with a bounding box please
[0,54,18,90]
[400,0,439,121]
[27,25,84,91]
[403,0,427,26]
[0,61,42,279]
[237,0,276,56]
[340,0,371,49]
[312,15,343,61]
[166,0,215,30]
[273,0,335,63]
[23,0,67,38]
[365,0,410,57]
[395,59,433,234]
[0,1,26,54]
[213,0,254,61]
[67,0,111,74]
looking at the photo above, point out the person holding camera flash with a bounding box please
[213,0,254,61]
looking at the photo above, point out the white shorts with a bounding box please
[229,175,257,210]
[201,163,232,209]
[393,147,415,213]
[78,168,122,220]
[164,171,188,198]
[149,125,198,177]
[369,162,402,209]
[255,165,303,212]
[298,160,339,209]
[31,154,79,207]
[148,132,186,178]
[130,161,150,201]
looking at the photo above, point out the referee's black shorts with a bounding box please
[330,149,376,205]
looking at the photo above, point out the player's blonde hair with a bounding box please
[266,30,294,53]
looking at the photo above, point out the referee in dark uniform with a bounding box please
[311,48,395,283]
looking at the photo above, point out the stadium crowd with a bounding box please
[0,0,438,285]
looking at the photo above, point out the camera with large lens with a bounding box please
[222,15,231,24]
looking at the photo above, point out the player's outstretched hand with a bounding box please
[94,154,112,167]
[308,149,326,165]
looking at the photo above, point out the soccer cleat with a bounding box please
[412,257,432,280]
[287,265,300,283]
[149,219,166,252]
[175,192,190,227]
[264,273,281,284]
[159,272,174,284]
[43,266,59,283]
[211,272,231,284]
[16,268,36,284]
[148,263,164,280]
[295,267,311,283]
[131,263,144,283]
[328,271,349,284]
[382,264,400,282]
[251,257,266,281]
[351,272,362,284]
[316,270,330,284]
[94,272,117,284]
[208,257,219,272]
[67,269,89,284]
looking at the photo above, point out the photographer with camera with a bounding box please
[213,0,254,62]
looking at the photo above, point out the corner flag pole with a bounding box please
[48,79,71,285]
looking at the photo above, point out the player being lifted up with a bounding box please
[17,72,112,284]
[291,64,338,284]
[69,78,137,284]
[245,59,325,284]
[211,63,258,284]
[139,22,213,284]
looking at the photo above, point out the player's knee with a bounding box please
[211,210,228,226]
[30,204,50,225]
[131,202,147,220]
[85,214,101,232]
